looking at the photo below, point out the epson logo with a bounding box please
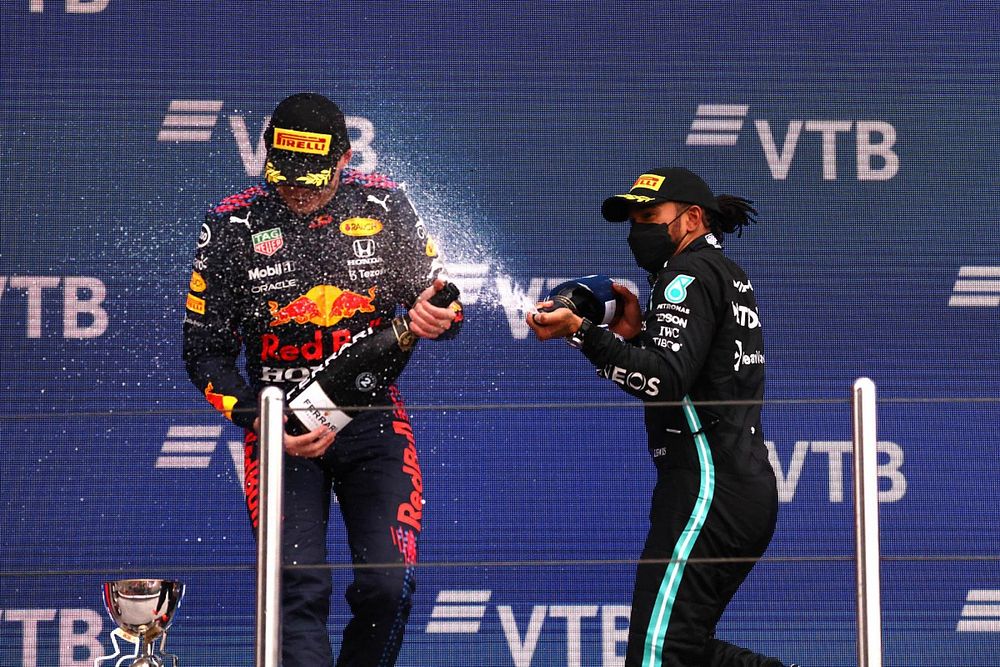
[654,312,688,328]
[158,100,378,173]
[248,261,295,281]
[686,103,899,181]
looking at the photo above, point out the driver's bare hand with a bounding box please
[525,301,583,341]
[252,415,336,458]
[284,425,336,458]
[407,279,457,339]
[609,282,643,339]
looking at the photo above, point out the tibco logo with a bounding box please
[957,590,1000,632]
[157,100,377,173]
[948,266,1000,307]
[685,103,899,181]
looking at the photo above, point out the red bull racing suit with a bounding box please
[578,234,784,667]
[183,169,453,667]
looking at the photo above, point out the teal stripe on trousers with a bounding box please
[642,396,716,667]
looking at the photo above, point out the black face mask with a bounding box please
[627,223,674,273]
[626,206,689,273]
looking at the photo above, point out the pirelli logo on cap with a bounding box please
[272,127,332,156]
[633,173,665,191]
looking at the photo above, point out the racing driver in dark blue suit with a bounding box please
[183,93,460,667]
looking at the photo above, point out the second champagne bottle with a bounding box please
[284,282,461,436]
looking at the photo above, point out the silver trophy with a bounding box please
[97,579,184,667]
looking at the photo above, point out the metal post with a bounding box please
[852,377,882,667]
[256,387,284,667]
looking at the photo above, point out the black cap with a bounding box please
[601,167,721,222]
[263,93,351,189]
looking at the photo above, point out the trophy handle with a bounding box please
[158,632,180,667]
[92,628,139,667]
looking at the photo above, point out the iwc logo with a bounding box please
[355,372,377,392]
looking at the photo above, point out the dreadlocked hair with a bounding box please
[707,194,758,241]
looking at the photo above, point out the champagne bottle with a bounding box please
[283,282,460,436]
[542,274,621,325]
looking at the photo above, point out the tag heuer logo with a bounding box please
[252,228,284,256]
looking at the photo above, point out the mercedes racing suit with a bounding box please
[579,233,783,667]
[182,169,450,667]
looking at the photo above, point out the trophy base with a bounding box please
[130,658,165,667]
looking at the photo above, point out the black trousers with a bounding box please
[244,390,423,667]
[625,465,784,667]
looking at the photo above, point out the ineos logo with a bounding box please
[599,365,661,397]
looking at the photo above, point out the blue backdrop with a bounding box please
[2,2,998,665]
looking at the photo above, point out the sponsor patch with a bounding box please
[197,223,211,248]
[272,127,332,156]
[189,271,206,292]
[633,173,665,190]
[664,274,695,304]
[252,228,284,256]
[340,217,383,237]
[268,285,377,327]
[186,293,205,315]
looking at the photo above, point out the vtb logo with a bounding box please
[157,99,378,173]
[948,266,1000,307]
[686,103,899,181]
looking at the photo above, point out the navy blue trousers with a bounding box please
[244,391,423,667]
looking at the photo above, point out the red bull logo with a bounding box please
[204,381,238,420]
[268,285,377,327]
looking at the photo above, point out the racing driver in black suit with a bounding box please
[182,93,460,667]
[527,167,793,667]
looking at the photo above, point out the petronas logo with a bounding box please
[664,274,695,304]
